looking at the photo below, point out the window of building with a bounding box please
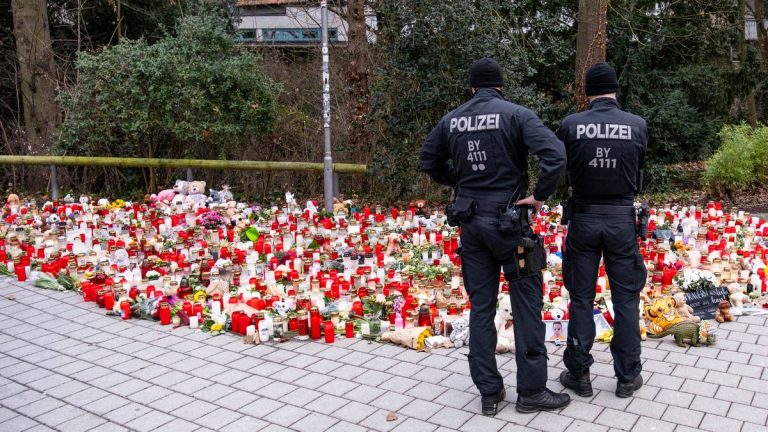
[261,28,339,43]
[239,5,287,16]
[238,30,258,42]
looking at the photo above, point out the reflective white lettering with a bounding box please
[574,123,633,140]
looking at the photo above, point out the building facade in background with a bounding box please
[235,0,376,45]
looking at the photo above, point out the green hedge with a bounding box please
[702,124,768,194]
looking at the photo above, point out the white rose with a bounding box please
[376,294,386,304]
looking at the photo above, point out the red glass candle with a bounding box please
[82,281,93,301]
[345,321,354,338]
[231,311,242,334]
[182,302,193,317]
[193,303,203,320]
[96,290,106,308]
[120,301,131,320]
[298,311,309,339]
[146,285,156,298]
[15,266,26,282]
[324,321,334,343]
[104,291,115,311]
[238,313,251,335]
[351,300,363,317]
[159,302,171,325]
[310,313,322,340]
[128,286,139,300]
[288,316,298,332]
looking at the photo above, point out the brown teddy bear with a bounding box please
[715,299,733,323]
[672,292,701,323]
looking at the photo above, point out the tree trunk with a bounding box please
[574,0,609,111]
[345,0,371,153]
[11,0,59,154]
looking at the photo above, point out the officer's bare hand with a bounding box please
[516,195,545,213]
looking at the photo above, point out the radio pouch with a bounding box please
[446,197,474,227]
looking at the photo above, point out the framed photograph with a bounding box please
[544,320,568,343]
[594,314,612,335]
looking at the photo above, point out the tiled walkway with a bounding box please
[1,280,767,432]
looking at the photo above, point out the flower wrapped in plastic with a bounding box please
[381,326,432,350]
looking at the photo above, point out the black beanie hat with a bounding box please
[585,62,619,96]
[469,58,504,88]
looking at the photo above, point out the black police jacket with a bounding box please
[557,97,648,205]
[420,88,566,203]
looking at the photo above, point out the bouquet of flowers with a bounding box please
[674,269,717,292]
[146,270,161,281]
[199,211,225,229]
[363,294,388,319]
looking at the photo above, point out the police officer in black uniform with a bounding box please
[420,58,570,416]
[557,63,648,398]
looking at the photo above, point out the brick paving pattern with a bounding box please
[0,280,767,431]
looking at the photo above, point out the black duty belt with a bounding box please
[573,204,635,216]
[472,200,507,217]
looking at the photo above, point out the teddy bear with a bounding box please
[153,179,186,204]
[186,181,207,205]
[672,292,701,323]
[285,192,299,213]
[715,299,733,323]
[728,283,749,311]
[272,300,291,317]
[639,303,648,341]
[495,293,515,353]
[207,189,226,205]
[333,197,351,215]
[450,317,470,348]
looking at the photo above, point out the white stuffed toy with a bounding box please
[272,301,291,317]
[450,317,470,348]
[495,293,515,353]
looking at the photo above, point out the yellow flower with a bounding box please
[211,323,223,332]
[193,291,207,303]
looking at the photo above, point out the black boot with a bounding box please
[481,388,506,416]
[616,374,643,398]
[515,388,571,413]
[559,370,593,397]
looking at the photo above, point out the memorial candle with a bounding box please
[159,302,171,325]
[310,312,322,340]
[120,300,131,320]
[104,290,115,311]
[324,321,334,343]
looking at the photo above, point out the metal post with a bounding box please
[321,0,334,213]
[333,172,340,196]
[50,165,59,200]
[186,168,193,182]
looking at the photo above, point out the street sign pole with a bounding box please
[321,0,334,213]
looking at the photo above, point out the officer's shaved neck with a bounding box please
[588,93,617,102]
[472,87,503,95]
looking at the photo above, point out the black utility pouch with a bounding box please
[446,197,474,227]
[561,196,573,226]
[498,205,522,235]
[635,202,650,238]
[523,235,547,273]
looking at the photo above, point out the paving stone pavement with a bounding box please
[1,280,767,432]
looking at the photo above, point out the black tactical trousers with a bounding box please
[562,213,646,383]
[460,214,548,397]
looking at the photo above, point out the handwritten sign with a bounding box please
[684,286,729,320]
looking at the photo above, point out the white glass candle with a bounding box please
[211,301,222,316]
[189,316,199,329]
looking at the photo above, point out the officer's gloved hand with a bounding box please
[516,195,544,213]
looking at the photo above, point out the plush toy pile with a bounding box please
[1,183,767,351]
